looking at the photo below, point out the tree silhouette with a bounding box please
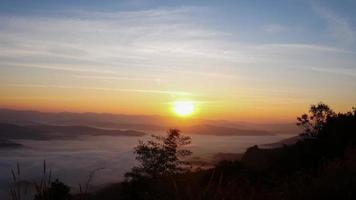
[297,103,335,138]
[33,179,71,200]
[126,129,192,179]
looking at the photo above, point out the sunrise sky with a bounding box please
[0,0,356,122]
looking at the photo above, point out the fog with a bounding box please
[0,133,285,198]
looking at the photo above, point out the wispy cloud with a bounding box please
[261,24,287,34]
[72,74,159,82]
[312,2,355,45]
[255,43,356,54]
[0,7,354,71]
[310,67,356,77]
[0,63,115,74]
[4,83,192,96]
[0,7,228,74]
[1,6,356,102]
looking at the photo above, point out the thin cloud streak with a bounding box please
[256,43,356,54]
[310,67,356,77]
[72,75,160,82]
[4,83,192,96]
[0,63,116,74]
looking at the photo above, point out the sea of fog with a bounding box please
[0,132,287,198]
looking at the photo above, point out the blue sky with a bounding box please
[1,0,355,46]
[0,0,355,121]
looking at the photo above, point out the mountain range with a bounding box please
[0,108,301,148]
[0,108,299,134]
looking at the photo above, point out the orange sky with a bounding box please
[1,84,354,123]
[1,1,356,123]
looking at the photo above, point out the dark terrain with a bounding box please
[85,104,356,200]
[7,104,354,200]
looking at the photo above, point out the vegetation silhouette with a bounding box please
[91,103,356,200]
[10,161,72,200]
[297,103,335,138]
[126,128,192,180]
[33,179,71,200]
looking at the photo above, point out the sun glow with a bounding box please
[173,101,195,117]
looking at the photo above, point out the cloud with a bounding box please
[0,63,116,74]
[310,67,356,77]
[72,74,159,82]
[312,2,355,45]
[261,24,287,34]
[0,7,354,71]
[0,7,229,74]
[0,6,356,98]
[4,83,191,96]
[255,43,356,54]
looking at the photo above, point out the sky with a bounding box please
[0,0,356,122]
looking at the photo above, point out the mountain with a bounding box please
[0,139,23,149]
[261,135,302,148]
[182,124,274,136]
[205,120,301,135]
[0,123,146,141]
[0,108,168,130]
[0,108,298,136]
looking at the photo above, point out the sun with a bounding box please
[173,101,195,117]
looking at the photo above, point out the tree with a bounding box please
[34,179,71,200]
[297,103,335,138]
[126,129,192,179]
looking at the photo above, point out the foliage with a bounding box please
[126,129,192,179]
[9,161,72,200]
[297,102,335,137]
[34,179,71,200]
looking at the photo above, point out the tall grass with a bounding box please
[10,160,54,200]
[78,167,104,200]
[33,160,53,199]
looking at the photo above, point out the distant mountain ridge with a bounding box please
[0,139,23,149]
[0,123,146,141]
[0,108,299,136]
[0,108,167,129]
[182,124,274,136]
